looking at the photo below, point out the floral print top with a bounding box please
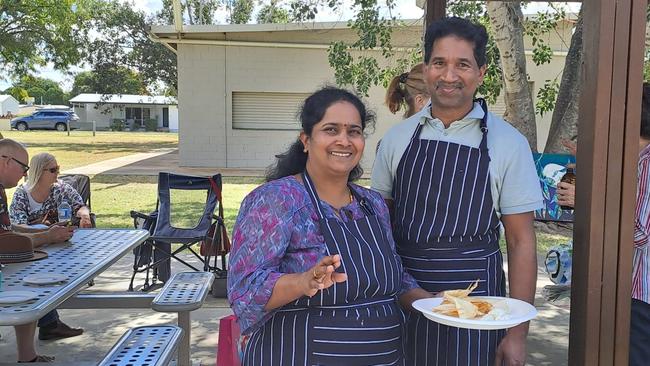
[227,176,419,334]
[9,180,85,225]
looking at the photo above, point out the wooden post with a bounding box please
[569,0,646,365]
[425,0,446,27]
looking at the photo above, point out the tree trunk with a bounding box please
[544,10,584,153]
[487,1,538,151]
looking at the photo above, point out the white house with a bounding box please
[68,93,179,131]
[0,95,19,117]
[150,19,574,170]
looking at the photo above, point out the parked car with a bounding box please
[10,109,80,131]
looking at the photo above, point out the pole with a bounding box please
[92,120,96,137]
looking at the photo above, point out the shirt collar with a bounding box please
[641,142,650,158]
[419,101,485,127]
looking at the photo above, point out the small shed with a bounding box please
[0,95,19,117]
[68,93,179,131]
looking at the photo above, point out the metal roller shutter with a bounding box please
[232,91,309,130]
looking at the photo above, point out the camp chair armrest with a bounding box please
[131,210,154,221]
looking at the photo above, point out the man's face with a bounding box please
[424,35,486,115]
[1,149,29,188]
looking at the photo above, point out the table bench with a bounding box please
[152,272,214,366]
[97,325,183,366]
[60,271,213,366]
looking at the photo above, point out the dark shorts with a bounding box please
[630,298,650,366]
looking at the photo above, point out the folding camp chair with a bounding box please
[128,172,229,292]
[58,174,96,227]
[59,174,92,210]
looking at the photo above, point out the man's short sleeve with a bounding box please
[371,141,395,199]
[498,134,544,215]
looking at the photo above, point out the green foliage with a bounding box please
[70,67,146,97]
[3,87,29,103]
[110,119,125,131]
[0,0,95,78]
[257,0,290,23]
[86,1,177,94]
[229,0,254,24]
[144,118,158,131]
[536,79,560,117]
[12,75,67,105]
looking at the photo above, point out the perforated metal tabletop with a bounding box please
[0,229,149,325]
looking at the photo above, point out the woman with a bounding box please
[385,63,431,118]
[10,152,92,228]
[227,87,430,365]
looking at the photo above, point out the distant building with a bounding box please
[0,95,19,117]
[68,93,178,131]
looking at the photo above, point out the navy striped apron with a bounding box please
[243,171,406,366]
[393,99,506,366]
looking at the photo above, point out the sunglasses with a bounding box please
[46,166,60,174]
[1,155,29,173]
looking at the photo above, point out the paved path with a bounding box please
[62,149,266,177]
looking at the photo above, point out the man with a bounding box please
[372,17,542,365]
[0,138,77,362]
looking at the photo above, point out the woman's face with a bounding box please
[301,101,365,178]
[41,159,60,186]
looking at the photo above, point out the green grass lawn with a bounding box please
[1,131,178,169]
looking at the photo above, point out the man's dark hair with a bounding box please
[423,17,489,67]
[641,83,650,139]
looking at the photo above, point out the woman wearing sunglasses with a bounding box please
[9,152,92,229]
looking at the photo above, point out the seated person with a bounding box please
[8,152,88,342]
[10,152,92,228]
[0,139,77,362]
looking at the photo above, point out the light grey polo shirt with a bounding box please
[371,101,543,217]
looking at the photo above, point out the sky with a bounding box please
[0,1,581,93]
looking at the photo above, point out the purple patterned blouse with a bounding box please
[227,176,419,334]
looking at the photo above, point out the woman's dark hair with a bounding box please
[641,83,650,140]
[423,17,489,68]
[265,86,375,182]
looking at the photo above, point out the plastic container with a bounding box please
[58,201,72,222]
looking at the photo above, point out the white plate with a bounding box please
[23,273,69,285]
[412,296,537,330]
[0,291,39,304]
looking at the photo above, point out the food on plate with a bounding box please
[432,280,509,320]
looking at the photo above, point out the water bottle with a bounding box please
[58,201,72,223]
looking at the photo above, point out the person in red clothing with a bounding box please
[0,138,76,363]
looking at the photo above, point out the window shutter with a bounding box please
[232,92,308,130]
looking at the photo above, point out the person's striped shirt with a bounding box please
[632,143,650,304]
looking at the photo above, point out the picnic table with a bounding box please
[0,229,149,326]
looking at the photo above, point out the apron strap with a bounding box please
[302,171,327,219]
[474,98,490,154]
[303,171,375,219]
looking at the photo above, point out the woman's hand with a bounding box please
[303,254,347,297]
[557,181,576,208]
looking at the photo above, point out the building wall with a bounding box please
[0,98,19,115]
[73,103,178,130]
[177,44,227,167]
